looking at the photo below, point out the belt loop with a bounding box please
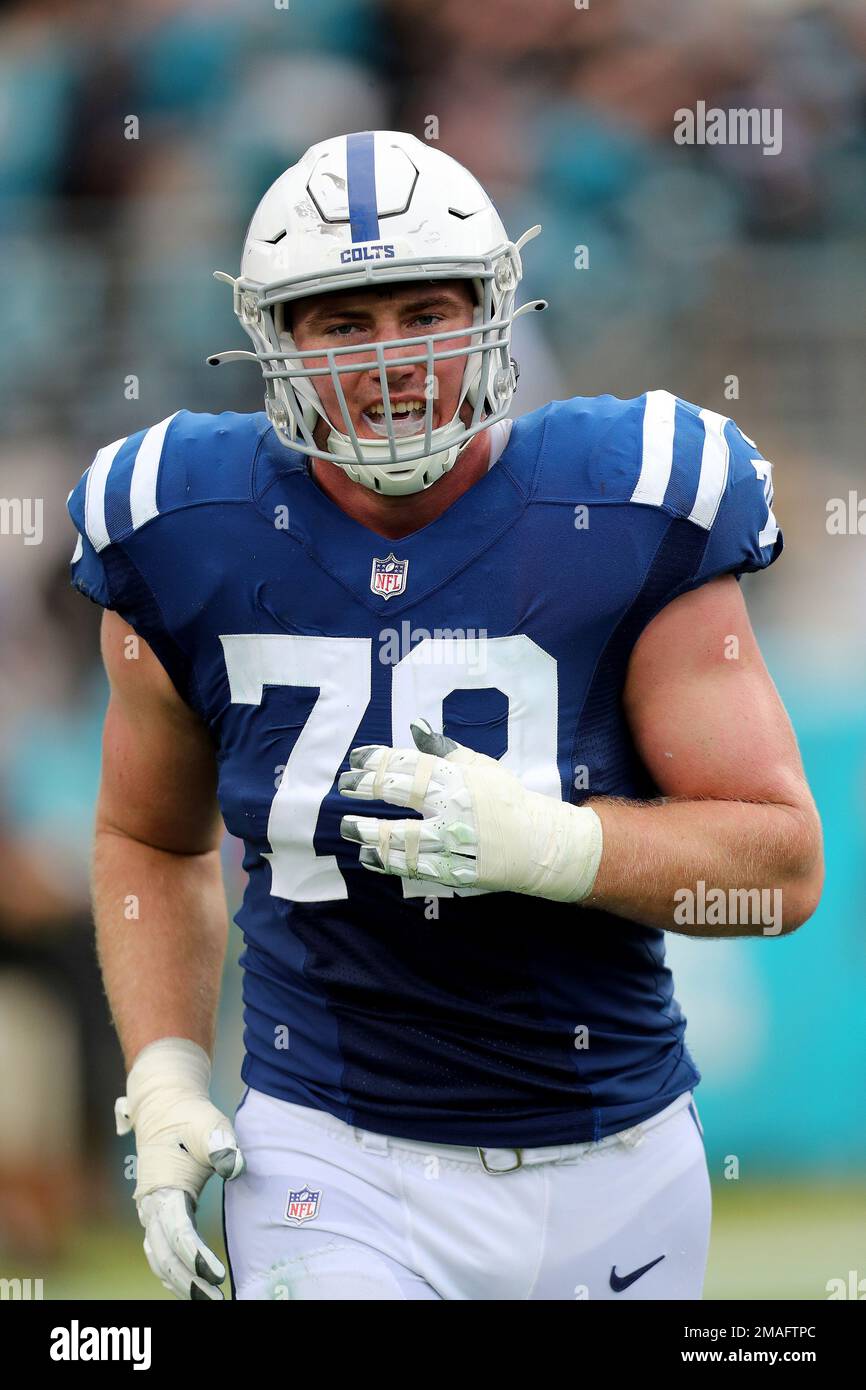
[615,1124,645,1150]
[358,1129,389,1155]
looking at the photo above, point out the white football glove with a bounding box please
[339,718,603,902]
[115,1037,245,1301]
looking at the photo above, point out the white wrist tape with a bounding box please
[115,1037,238,1201]
[452,751,603,902]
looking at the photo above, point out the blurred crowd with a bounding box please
[0,0,864,1263]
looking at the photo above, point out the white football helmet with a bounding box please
[209,130,545,496]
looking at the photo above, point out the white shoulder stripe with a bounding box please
[85,436,127,553]
[129,411,180,532]
[631,390,677,508]
[68,486,82,561]
[689,409,730,530]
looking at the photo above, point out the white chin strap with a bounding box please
[323,417,468,496]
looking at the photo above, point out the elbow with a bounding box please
[778,807,825,935]
[779,873,823,933]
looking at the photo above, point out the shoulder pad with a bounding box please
[68,409,270,555]
[632,389,782,574]
[529,390,781,578]
[530,394,643,503]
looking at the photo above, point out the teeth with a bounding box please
[367,400,426,416]
[362,398,432,440]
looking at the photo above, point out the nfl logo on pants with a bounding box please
[284,1186,322,1225]
[371,553,408,599]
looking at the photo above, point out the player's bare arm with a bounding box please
[94,608,226,1065]
[94,609,244,1301]
[586,574,824,935]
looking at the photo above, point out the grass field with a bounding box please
[21,1181,865,1300]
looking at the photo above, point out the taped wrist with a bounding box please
[115,1037,223,1201]
[462,763,604,902]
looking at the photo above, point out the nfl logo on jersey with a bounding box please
[284,1186,322,1226]
[371,553,409,599]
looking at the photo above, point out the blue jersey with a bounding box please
[68,391,781,1146]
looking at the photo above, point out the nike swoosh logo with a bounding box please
[609,1254,666,1292]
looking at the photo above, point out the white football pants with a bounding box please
[223,1087,711,1300]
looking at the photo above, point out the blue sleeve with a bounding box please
[68,465,117,608]
[69,513,113,608]
[66,441,201,712]
[692,416,782,583]
[624,394,783,606]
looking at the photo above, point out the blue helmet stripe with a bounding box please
[346,131,380,243]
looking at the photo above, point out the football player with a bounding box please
[68,130,823,1300]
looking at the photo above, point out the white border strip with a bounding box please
[689,409,730,531]
[631,390,677,508]
[129,412,180,532]
[84,436,127,553]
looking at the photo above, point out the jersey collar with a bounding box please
[253,416,535,615]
